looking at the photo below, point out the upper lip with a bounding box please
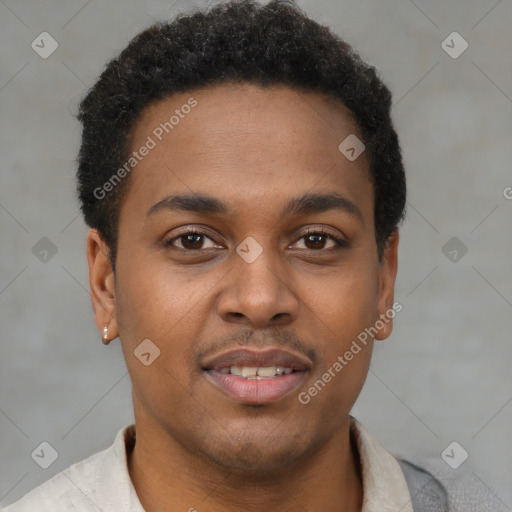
[202,347,312,372]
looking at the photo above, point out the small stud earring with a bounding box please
[102,325,109,345]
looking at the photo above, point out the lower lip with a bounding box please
[204,370,307,404]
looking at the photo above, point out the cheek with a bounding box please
[301,257,378,398]
[116,255,203,340]
[305,257,379,337]
[115,259,214,394]
[115,269,198,419]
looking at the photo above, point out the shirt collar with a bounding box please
[350,415,413,511]
[102,416,413,512]
[94,423,144,511]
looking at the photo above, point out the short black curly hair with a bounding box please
[76,0,405,271]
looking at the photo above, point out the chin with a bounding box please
[197,428,315,476]
[208,446,300,475]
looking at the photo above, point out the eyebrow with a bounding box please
[146,192,363,222]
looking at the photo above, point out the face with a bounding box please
[88,82,398,473]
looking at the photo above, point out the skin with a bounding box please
[87,82,399,512]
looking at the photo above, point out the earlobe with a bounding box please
[374,231,399,341]
[86,229,118,342]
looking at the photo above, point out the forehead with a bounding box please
[120,82,372,223]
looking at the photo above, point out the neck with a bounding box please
[127,416,363,512]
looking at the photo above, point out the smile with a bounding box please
[201,347,312,404]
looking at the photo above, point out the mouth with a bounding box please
[201,348,311,405]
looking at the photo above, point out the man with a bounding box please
[4,0,482,510]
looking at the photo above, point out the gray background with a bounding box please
[1,0,511,507]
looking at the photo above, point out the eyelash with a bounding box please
[163,227,348,253]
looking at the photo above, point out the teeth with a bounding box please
[241,367,258,377]
[220,366,293,378]
[256,366,278,377]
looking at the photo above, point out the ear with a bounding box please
[374,230,399,341]
[86,228,118,343]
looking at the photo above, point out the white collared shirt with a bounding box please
[3,416,413,511]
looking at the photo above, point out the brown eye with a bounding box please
[292,230,346,251]
[304,233,330,250]
[165,231,220,251]
[178,233,204,250]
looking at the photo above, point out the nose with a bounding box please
[216,246,300,329]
